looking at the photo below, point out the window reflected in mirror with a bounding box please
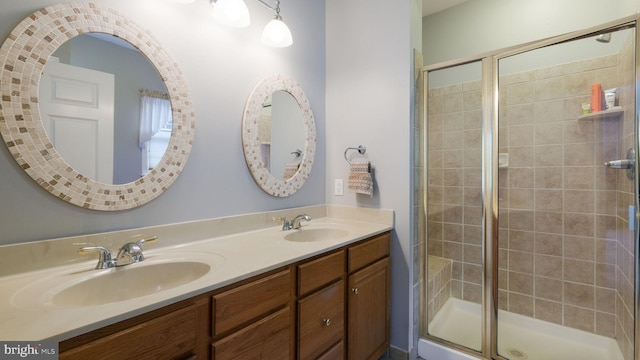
[139,89,172,177]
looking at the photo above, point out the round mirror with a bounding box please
[0,3,195,211]
[40,34,170,185]
[242,75,316,197]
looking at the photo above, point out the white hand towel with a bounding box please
[348,161,373,196]
[282,163,299,180]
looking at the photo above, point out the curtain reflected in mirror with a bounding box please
[139,90,172,177]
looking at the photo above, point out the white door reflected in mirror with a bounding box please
[39,58,115,184]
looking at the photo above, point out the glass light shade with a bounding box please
[212,0,250,28]
[261,17,293,47]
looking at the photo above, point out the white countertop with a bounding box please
[0,208,392,342]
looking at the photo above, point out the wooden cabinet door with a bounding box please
[348,258,390,360]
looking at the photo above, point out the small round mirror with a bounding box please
[242,75,316,197]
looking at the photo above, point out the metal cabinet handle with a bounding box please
[323,318,331,326]
[352,288,359,295]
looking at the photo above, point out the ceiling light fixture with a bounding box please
[259,1,293,47]
[210,0,250,28]
[208,0,293,47]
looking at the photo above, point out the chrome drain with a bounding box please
[505,348,528,360]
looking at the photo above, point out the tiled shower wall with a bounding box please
[426,35,635,359]
[498,46,636,358]
[426,77,484,304]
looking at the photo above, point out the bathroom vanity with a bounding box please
[0,205,392,360]
[58,232,390,360]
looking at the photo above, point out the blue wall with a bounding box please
[0,0,326,244]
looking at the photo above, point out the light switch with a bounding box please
[334,179,344,196]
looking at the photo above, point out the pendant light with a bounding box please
[260,1,293,47]
[208,0,293,47]
[210,0,250,28]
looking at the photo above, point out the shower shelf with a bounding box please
[578,106,623,121]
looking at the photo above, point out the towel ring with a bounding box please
[291,149,303,158]
[344,145,366,164]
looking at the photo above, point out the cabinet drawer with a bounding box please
[298,280,344,360]
[348,232,390,273]
[298,250,345,296]
[317,340,344,360]
[61,304,199,360]
[212,306,291,360]
[213,268,291,336]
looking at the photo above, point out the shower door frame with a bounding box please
[421,14,640,360]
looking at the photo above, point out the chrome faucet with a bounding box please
[78,236,157,269]
[291,214,311,229]
[115,236,157,266]
[276,214,312,230]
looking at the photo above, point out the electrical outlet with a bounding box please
[334,179,344,196]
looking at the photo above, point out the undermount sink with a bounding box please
[284,227,349,242]
[51,261,210,307]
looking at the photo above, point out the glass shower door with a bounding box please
[424,61,484,352]
[495,27,636,360]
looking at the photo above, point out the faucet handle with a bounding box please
[135,235,157,247]
[78,246,115,269]
[274,217,292,231]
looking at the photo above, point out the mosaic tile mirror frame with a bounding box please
[242,74,316,197]
[0,3,195,211]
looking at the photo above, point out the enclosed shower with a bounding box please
[419,17,638,360]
